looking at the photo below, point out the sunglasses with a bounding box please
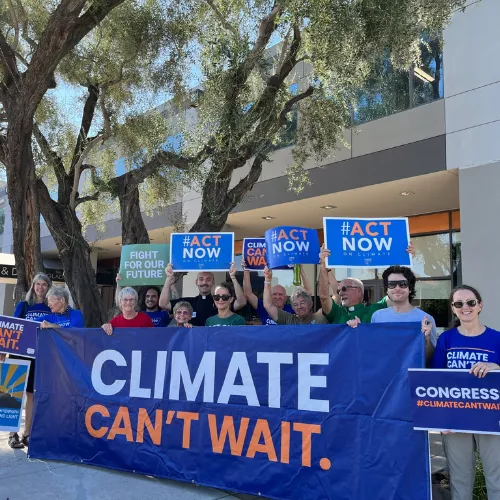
[213,294,231,302]
[175,310,191,316]
[452,299,479,309]
[387,280,409,289]
[337,285,359,294]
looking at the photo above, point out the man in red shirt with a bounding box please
[102,287,153,334]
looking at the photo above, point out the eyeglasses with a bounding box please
[175,310,191,316]
[387,280,409,289]
[337,285,359,294]
[452,299,479,309]
[213,294,231,302]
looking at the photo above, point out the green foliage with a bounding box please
[474,455,487,500]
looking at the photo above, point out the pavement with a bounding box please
[0,425,447,500]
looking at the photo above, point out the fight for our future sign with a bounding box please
[170,232,234,271]
[323,217,411,269]
[264,226,320,269]
[119,244,170,286]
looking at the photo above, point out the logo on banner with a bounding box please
[0,359,30,432]
[265,227,320,269]
[323,217,411,269]
[170,233,234,271]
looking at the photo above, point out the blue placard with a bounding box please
[323,217,411,268]
[31,324,430,500]
[170,232,234,272]
[264,226,320,269]
[0,315,39,358]
[0,359,30,432]
[409,369,500,434]
[242,238,267,270]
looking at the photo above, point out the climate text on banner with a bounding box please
[243,238,267,270]
[170,233,234,272]
[264,226,320,269]
[0,315,39,358]
[31,324,430,500]
[409,369,500,434]
[323,217,411,268]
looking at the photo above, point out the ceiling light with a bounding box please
[414,67,434,83]
[115,242,122,246]
[321,205,337,210]
[400,191,415,196]
[262,216,275,220]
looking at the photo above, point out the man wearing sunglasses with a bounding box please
[318,244,415,324]
[370,265,436,362]
[159,262,247,326]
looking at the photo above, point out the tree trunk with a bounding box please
[5,107,44,301]
[37,180,107,327]
[117,182,150,245]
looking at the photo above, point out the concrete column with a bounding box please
[459,161,500,329]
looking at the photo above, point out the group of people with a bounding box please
[1,242,499,500]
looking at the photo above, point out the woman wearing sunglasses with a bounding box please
[205,282,246,327]
[432,285,500,500]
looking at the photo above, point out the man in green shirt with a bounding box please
[318,245,414,324]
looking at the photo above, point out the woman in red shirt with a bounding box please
[102,287,153,335]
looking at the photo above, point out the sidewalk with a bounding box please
[0,429,446,500]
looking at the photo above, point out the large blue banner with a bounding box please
[30,324,430,500]
[323,217,411,268]
[0,315,39,358]
[170,232,234,271]
[0,359,30,431]
[409,368,500,434]
[264,226,320,269]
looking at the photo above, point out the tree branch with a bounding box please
[7,0,20,51]
[0,29,20,84]
[70,84,99,173]
[75,191,100,207]
[226,154,265,207]
[278,85,314,126]
[206,0,238,38]
[32,123,67,186]
[69,86,112,209]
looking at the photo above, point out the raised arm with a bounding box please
[241,258,258,309]
[229,262,247,311]
[263,266,279,322]
[115,273,122,309]
[319,247,333,314]
[159,264,174,311]
[299,265,313,296]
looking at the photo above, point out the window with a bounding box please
[411,234,451,278]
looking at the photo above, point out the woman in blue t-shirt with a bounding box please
[432,285,500,499]
[4,273,52,448]
[38,287,85,329]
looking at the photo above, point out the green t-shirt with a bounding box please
[205,313,246,327]
[276,308,327,325]
[323,297,388,324]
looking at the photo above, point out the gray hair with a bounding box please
[118,287,138,304]
[343,277,364,294]
[46,286,70,304]
[290,287,313,305]
[173,301,193,315]
[25,273,52,306]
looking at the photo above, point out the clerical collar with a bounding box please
[348,303,364,312]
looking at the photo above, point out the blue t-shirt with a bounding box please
[432,327,500,369]
[256,298,295,326]
[145,310,170,327]
[38,307,84,328]
[371,307,437,346]
[14,301,51,321]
